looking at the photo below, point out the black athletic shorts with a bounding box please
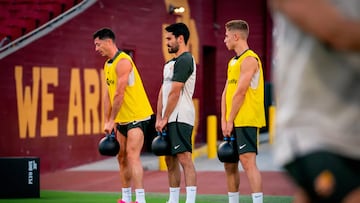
[167,122,193,155]
[117,119,151,137]
[233,126,259,155]
[285,151,360,203]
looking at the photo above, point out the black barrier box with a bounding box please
[0,157,40,198]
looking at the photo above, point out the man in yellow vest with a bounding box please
[221,20,266,203]
[93,28,153,203]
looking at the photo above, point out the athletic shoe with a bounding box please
[117,200,126,203]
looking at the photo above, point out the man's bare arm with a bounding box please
[109,59,132,121]
[270,0,360,51]
[227,57,258,124]
[162,82,183,121]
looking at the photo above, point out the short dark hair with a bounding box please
[165,23,190,44]
[225,20,249,38]
[93,28,115,41]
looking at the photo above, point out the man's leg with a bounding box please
[177,151,197,203]
[224,162,240,203]
[239,152,263,203]
[127,127,146,203]
[293,187,311,203]
[117,131,132,203]
[165,155,181,203]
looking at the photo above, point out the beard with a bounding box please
[168,44,179,53]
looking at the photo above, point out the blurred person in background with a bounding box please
[269,0,360,202]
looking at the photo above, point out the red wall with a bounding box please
[0,0,271,173]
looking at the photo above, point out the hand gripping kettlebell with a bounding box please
[217,136,239,163]
[151,130,169,156]
[98,130,120,156]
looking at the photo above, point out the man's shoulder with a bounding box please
[175,52,194,66]
[177,52,193,60]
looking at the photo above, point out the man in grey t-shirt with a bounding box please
[155,22,197,203]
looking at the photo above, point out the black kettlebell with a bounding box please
[98,131,120,156]
[217,136,239,163]
[151,130,169,156]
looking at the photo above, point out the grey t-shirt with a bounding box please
[162,52,196,125]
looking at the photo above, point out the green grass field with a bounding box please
[0,190,293,203]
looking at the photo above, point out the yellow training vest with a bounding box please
[225,49,266,127]
[104,51,153,123]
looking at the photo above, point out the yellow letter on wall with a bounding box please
[40,67,59,137]
[84,68,100,134]
[67,68,84,136]
[15,66,40,139]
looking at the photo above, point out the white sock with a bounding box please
[185,186,197,203]
[228,192,239,203]
[252,192,263,203]
[168,187,180,203]
[122,187,132,203]
[135,188,146,203]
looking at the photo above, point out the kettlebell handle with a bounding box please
[223,135,235,141]
[157,130,167,137]
[107,130,116,138]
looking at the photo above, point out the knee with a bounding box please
[125,145,142,161]
[178,157,195,171]
[165,156,179,171]
[126,151,141,163]
[224,162,238,173]
[239,155,255,171]
[177,152,192,164]
[117,153,127,165]
[239,156,248,166]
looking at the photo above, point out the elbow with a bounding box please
[235,90,246,98]
[328,37,360,51]
[321,21,360,51]
[168,91,181,100]
[113,93,124,104]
